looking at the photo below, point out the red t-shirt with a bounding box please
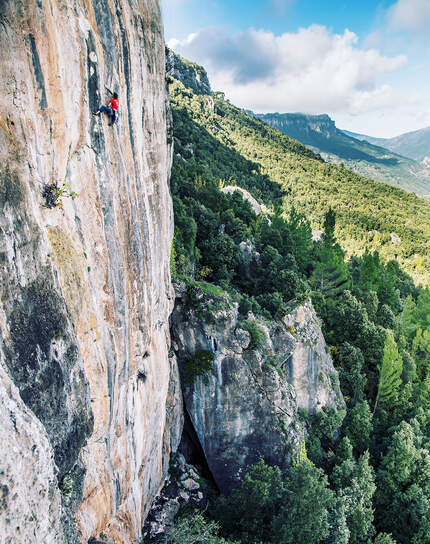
[109,98,119,110]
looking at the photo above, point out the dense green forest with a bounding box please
[165,72,430,544]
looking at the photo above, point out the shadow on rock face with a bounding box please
[7,276,93,475]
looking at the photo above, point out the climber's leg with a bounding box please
[108,110,116,126]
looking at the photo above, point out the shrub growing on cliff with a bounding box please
[183,350,215,385]
[240,320,266,350]
[42,182,78,209]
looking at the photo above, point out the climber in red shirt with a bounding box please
[93,92,119,126]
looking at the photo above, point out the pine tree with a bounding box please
[287,205,313,273]
[311,209,350,298]
[357,249,380,293]
[331,440,376,543]
[311,250,350,298]
[322,207,336,248]
[373,332,403,414]
[375,421,430,543]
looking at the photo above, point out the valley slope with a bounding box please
[168,67,430,286]
[166,53,430,544]
[254,112,430,198]
[344,126,430,165]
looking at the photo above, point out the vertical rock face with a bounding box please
[0,1,182,542]
[170,281,344,494]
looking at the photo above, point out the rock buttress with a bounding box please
[170,280,344,494]
[0,1,182,542]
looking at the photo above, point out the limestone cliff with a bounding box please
[166,49,211,96]
[0,1,182,543]
[170,280,344,494]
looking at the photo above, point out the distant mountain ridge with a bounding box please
[253,112,430,198]
[343,127,430,164]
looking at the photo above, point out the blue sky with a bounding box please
[164,0,390,41]
[162,0,430,137]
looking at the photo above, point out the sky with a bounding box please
[161,0,430,138]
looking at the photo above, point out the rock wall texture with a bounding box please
[170,280,344,494]
[0,1,182,543]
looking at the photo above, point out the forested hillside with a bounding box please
[166,64,430,544]
[169,75,430,287]
[254,112,430,199]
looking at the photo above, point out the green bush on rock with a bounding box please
[183,350,215,385]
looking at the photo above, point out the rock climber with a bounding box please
[93,92,119,126]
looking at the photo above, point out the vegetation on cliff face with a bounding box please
[167,67,430,544]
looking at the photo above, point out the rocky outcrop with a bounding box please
[0,1,182,543]
[166,49,211,95]
[170,280,344,494]
[256,113,337,140]
[221,186,262,215]
[142,453,207,542]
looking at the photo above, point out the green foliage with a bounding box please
[240,320,266,350]
[42,182,78,208]
[325,497,350,544]
[58,473,74,499]
[401,350,416,384]
[310,407,346,443]
[375,304,396,329]
[375,420,430,543]
[214,459,333,544]
[374,534,397,544]
[164,512,237,544]
[305,407,346,468]
[293,439,309,466]
[344,401,373,455]
[168,63,430,544]
[412,327,430,381]
[374,332,403,414]
[311,209,350,301]
[213,460,284,543]
[331,440,376,544]
[271,461,333,544]
[183,350,215,385]
[336,343,367,405]
[171,235,177,277]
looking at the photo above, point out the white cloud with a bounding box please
[388,0,430,32]
[348,85,395,114]
[169,25,407,115]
